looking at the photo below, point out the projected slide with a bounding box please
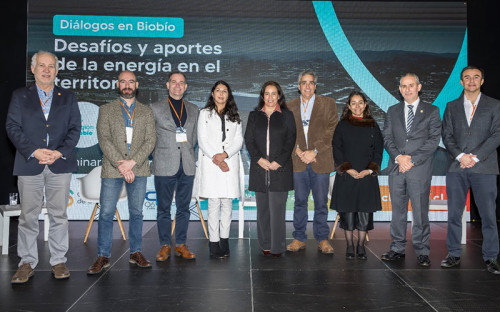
[27,0,467,221]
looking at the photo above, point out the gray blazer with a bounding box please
[97,99,156,178]
[383,101,441,179]
[442,94,500,174]
[150,98,198,176]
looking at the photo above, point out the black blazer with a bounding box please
[244,108,296,192]
[6,85,81,176]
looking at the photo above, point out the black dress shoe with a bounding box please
[272,253,282,258]
[220,238,230,257]
[440,255,460,268]
[209,242,225,259]
[381,250,405,261]
[346,245,355,260]
[356,245,367,260]
[485,259,500,274]
[417,255,431,267]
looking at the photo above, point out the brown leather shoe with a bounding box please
[175,244,196,259]
[11,263,34,284]
[156,244,171,262]
[129,252,152,268]
[318,240,334,254]
[286,239,306,252]
[52,263,70,279]
[87,256,110,275]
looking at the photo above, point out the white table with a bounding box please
[0,205,49,255]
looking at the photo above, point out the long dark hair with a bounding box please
[204,80,241,123]
[256,81,288,110]
[340,90,373,120]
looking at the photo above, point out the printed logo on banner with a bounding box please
[67,189,74,207]
[77,101,99,148]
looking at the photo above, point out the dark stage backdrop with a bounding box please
[1,1,499,221]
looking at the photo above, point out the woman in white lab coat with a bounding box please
[196,80,244,259]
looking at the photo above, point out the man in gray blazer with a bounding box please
[151,72,199,260]
[382,73,441,266]
[88,70,156,275]
[441,66,500,274]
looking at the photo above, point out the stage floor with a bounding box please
[1,219,499,312]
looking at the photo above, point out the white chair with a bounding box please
[0,204,49,255]
[78,166,127,243]
[171,199,209,240]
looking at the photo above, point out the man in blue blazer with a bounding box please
[382,73,441,267]
[6,51,81,283]
[441,66,500,274]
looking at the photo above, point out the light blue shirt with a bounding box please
[300,94,315,147]
[36,84,54,147]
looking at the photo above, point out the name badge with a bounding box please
[126,126,133,144]
[176,127,188,143]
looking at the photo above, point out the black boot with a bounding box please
[346,244,355,260]
[220,238,230,257]
[356,244,367,260]
[209,242,225,259]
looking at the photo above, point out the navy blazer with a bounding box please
[6,85,81,176]
[442,94,500,174]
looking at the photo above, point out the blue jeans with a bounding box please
[155,164,194,246]
[97,176,147,257]
[292,164,330,242]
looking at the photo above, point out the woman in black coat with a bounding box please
[244,81,296,257]
[330,91,383,259]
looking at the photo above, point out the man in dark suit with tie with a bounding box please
[441,66,500,274]
[381,73,441,266]
[6,51,81,283]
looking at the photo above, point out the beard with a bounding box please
[120,88,136,99]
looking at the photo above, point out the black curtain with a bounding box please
[0,1,27,204]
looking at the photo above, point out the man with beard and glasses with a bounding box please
[87,70,156,275]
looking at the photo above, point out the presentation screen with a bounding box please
[27,1,467,221]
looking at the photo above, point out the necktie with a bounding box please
[407,105,414,133]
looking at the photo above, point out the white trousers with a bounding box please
[207,198,233,242]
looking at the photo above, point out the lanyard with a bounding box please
[120,101,136,126]
[470,103,477,122]
[302,97,311,114]
[168,98,184,126]
[39,96,52,115]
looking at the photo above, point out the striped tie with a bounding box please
[406,105,414,133]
